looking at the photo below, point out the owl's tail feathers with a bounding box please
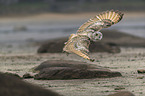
[97,10,124,24]
[73,50,95,62]
[63,50,95,62]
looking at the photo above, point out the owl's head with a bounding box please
[88,31,103,41]
[94,31,103,40]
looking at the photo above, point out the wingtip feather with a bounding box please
[97,10,124,24]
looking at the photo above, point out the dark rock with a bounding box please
[90,42,120,53]
[34,67,121,80]
[23,73,33,79]
[137,76,144,79]
[34,60,122,80]
[0,72,62,96]
[108,91,135,96]
[4,72,21,79]
[137,69,145,73]
[34,60,102,71]
[37,37,67,53]
[101,30,145,47]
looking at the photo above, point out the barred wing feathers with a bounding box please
[77,10,124,33]
[63,35,94,62]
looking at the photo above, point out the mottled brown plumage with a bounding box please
[63,10,124,61]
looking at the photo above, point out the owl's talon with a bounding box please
[90,59,95,62]
[62,51,70,56]
[66,53,70,56]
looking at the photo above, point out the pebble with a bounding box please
[137,69,145,73]
[23,73,33,79]
[114,87,125,90]
[137,76,144,79]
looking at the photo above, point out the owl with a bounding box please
[63,10,124,62]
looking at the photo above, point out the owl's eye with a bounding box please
[99,36,101,38]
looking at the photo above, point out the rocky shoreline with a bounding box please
[0,13,145,96]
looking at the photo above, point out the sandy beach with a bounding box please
[0,12,145,96]
[0,47,145,96]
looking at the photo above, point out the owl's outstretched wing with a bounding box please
[77,10,124,34]
[63,34,94,62]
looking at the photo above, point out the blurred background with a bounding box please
[0,0,144,54]
[0,0,145,14]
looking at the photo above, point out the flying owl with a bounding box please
[63,10,124,62]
